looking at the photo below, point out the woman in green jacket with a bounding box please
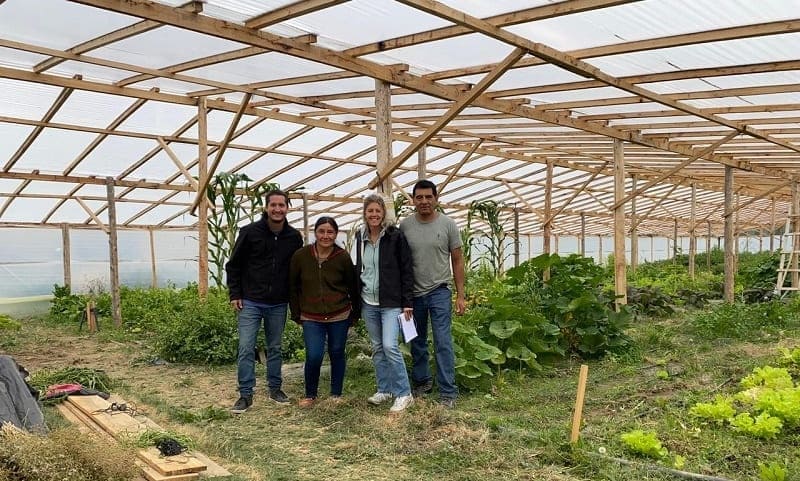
[289,216,360,407]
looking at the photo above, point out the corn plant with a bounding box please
[470,199,512,278]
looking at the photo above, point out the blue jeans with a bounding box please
[302,319,349,398]
[237,300,287,397]
[411,285,458,399]
[362,304,411,397]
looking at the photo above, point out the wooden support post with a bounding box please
[197,97,209,297]
[650,235,654,262]
[689,183,697,279]
[302,192,309,244]
[417,145,426,180]
[543,160,553,255]
[513,207,520,268]
[570,364,589,444]
[598,235,603,265]
[374,79,392,196]
[770,197,776,252]
[543,160,553,280]
[630,175,638,273]
[735,193,741,264]
[792,182,800,289]
[579,213,586,257]
[554,234,559,255]
[707,220,712,271]
[672,218,678,260]
[723,166,735,303]
[148,227,157,288]
[61,223,71,288]
[613,140,626,308]
[106,177,121,327]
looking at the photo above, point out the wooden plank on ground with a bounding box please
[140,464,200,481]
[66,395,231,478]
[138,446,207,476]
[66,395,147,438]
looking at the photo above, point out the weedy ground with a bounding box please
[4,313,799,481]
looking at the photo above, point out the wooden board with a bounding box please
[66,395,146,438]
[65,395,231,479]
[138,447,207,476]
[140,464,200,481]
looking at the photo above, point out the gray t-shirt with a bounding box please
[400,213,461,296]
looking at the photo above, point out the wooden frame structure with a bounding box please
[1,0,799,299]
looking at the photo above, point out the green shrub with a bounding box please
[153,289,237,365]
[509,254,632,357]
[626,285,674,318]
[691,299,796,339]
[0,314,21,331]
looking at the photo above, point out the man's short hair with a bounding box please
[412,179,438,197]
[264,189,290,207]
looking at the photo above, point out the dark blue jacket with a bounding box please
[226,216,303,303]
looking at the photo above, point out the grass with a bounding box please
[5,312,800,481]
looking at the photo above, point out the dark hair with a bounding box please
[264,189,290,206]
[314,216,338,233]
[412,179,438,197]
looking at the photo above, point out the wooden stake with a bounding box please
[613,140,626,308]
[197,97,209,298]
[724,166,735,303]
[570,364,589,444]
[87,300,97,333]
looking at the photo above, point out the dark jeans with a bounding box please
[302,319,350,398]
[236,300,287,397]
[411,285,458,399]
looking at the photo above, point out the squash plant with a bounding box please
[507,254,633,357]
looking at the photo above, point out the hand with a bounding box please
[230,299,243,311]
[402,307,414,320]
[455,295,466,316]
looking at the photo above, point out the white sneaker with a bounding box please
[367,392,392,405]
[389,395,414,413]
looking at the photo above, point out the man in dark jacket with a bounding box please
[226,189,303,413]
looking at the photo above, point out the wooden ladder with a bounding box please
[776,210,800,294]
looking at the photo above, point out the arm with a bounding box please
[451,247,466,315]
[225,227,248,309]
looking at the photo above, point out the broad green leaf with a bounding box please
[489,320,521,339]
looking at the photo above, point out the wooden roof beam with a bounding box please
[368,47,526,189]
[189,93,252,214]
[398,0,800,158]
[0,179,31,220]
[3,81,76,171]
[61,1,795,182]
[245,0,346,29]
[63,95,150,175]
[34,1,203,73]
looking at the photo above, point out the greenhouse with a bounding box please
[2,0,800,480]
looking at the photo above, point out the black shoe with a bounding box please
[230,396,252,414]
[440,398,456,409]
[412,380,433,397]
[269,389,290,404]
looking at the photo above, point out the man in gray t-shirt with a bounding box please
[399,180,465,407]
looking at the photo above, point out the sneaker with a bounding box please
[367,392,393,405]
[298,397,316,408]
[439,398,456,409]
[269,389,290,404]
[230,396,252,414]
[389,395,414,413]
[412,380,433,397]
[329,395,346,405]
